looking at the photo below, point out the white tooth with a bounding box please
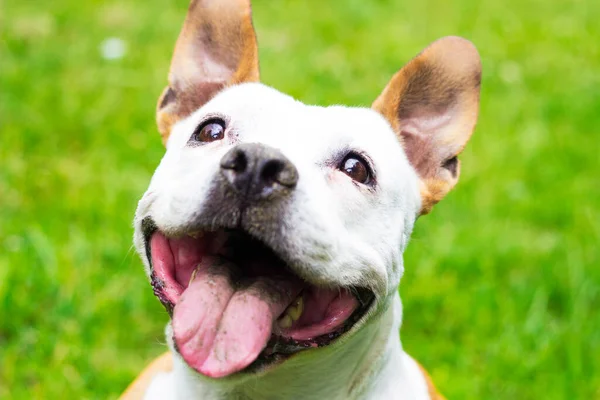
[287,296,304,321]
[278,315,293,329]
[277,295,304,330]
[189,265,201,285]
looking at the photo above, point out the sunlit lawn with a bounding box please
[1,0,599,398]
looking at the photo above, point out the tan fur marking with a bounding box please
[156,0,260,145]
[416,362,446,400]
[119,352,173,400]
[372,36,481,215]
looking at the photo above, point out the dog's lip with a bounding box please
[140,216,375,374]
[141,216,369,296]
[141,216,375,308]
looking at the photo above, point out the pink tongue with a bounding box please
[172,257,302,378]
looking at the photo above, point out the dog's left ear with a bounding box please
[156,0,260,144]
[372,36,481,215]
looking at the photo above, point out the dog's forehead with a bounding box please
[178,83,403,162]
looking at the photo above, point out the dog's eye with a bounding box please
[193,118,226,142]
[340,154,372,184]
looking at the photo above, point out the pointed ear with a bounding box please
[372,36,481,215]
[156,0,260,144]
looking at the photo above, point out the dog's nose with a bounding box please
[220,143,298,200]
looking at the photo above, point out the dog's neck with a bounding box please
[171,295,403,400]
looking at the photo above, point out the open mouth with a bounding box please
[142,218,374,378]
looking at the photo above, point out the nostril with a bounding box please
[260,159,284,185]
[221,148,247,173]
[261,159,298,188]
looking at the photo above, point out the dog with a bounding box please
[121,0,481,398]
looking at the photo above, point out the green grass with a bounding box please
[1,0,598,398]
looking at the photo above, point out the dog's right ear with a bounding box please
[156,0,260,145]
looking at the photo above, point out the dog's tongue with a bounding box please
[172,257,303,378]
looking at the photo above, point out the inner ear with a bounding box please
[441,156,458,178]
[158,87,177,109]
[156,0,260,145]
[372,36,481,214]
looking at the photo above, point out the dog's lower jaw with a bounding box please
[156,294,431,400]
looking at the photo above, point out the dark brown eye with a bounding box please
[193,118,225,142]
[340,154,372,184]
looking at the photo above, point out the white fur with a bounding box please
[133,83,431,399]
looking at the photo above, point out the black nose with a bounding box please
[220,143,298,200]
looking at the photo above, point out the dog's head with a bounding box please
[133,0,480,381]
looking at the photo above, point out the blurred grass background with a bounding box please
[1,0,599,398]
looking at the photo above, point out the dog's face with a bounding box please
[133,0,480,381]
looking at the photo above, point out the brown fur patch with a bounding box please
[372,36,481,214]
[119,352,173,400]
[416,362,446,400]
[156,0,260,145]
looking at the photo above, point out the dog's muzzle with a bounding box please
[141,143,374,378]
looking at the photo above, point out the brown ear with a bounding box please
[372,36,481,215]
[156,0,260,144]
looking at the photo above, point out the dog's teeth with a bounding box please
[278,315,293,329]
[189,265,201,285]
[188,231,203,239]
[277,296,304,329]
[287,296,304,321]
